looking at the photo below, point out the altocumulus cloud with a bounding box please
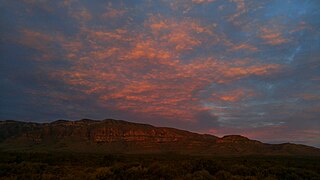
[0,0,319,147]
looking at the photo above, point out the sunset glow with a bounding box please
[1,0,319,147]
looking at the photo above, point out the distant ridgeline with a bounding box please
[0,119,319,155]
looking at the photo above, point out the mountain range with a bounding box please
[1,119,319,156]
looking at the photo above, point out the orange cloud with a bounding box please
[299,94,320,101]
[70,7,92,22]
[260,27,289,45]
[230,43,258,52]
[211,89,255,102]
[19,25,281,122]
[102,8,126,19]
[192,0,216,4]
[121,38,177,63]
[228,0,246,21]
[93,31,126,41]
[147,15,213,51]
[16,13,282,123]
[222,64,281,81]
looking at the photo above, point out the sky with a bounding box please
[0,0,319,147]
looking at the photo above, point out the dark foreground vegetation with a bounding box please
[1,152,320,180]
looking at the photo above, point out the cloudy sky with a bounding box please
[1,0,319,147]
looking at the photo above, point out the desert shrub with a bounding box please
[147,162,178,179]
[229,164,251,176]
[1,153,320,180]
[41,173,56,180]
[94,167,113,180]
[214,170,232,180]
[192,159,221,175]
[125,165,148,179]
[263,175,278,180]
[189,170,214,180]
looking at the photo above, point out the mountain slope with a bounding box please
[0,119,319,156]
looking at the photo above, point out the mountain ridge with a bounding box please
[0,119,319,156]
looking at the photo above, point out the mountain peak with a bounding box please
[222,135,249,140]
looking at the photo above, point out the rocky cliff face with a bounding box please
[0,119,218,154]
[0,119,216,143]
[0,119,319,156]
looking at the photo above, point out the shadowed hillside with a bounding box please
[1,119,319,156]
